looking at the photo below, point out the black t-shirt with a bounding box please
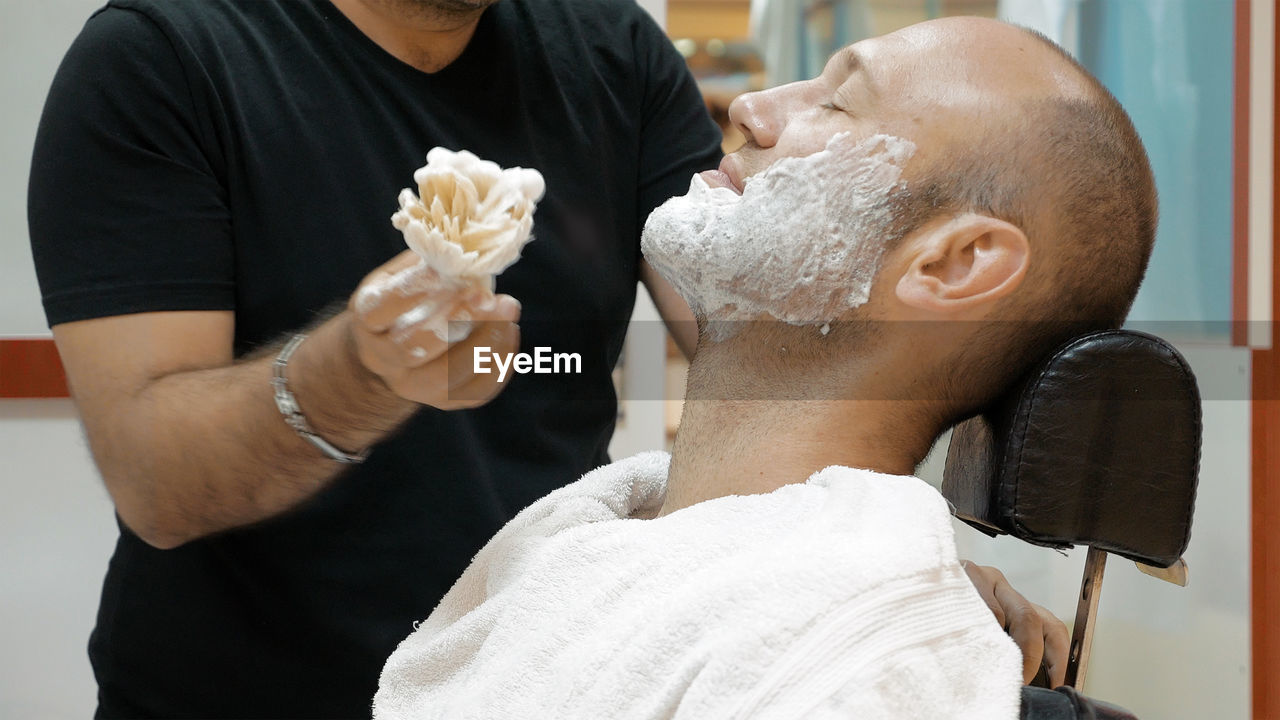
[28,1,721,717]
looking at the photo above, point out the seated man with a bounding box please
[373,16,1154,720]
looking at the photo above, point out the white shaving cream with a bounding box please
[641,133,915,341]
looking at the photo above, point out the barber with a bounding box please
[29,1,1064,717]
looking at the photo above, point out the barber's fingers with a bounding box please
[390,301,469,364]
[366,295,518,370]
[395,318,517,392]
[384,317,520,409]
[441,316,522,388]
[961,561,1007,628]
[351,251,462,331]
[366,315,521,410]
[368,249,421,279]
[353,302,449,372]
[993,579,1047,684]
[961,561,1062,685]
[440,322,524,409]
[1036,603,1071,688]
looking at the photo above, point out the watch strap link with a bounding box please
[272,334,368,464]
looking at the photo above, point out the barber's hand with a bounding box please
[961,561,1070,687]
[349,250,522,410]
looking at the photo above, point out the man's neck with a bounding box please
[656,335,944,517]
[329,0,490,73]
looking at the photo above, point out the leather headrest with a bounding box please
[941,330,1201,567]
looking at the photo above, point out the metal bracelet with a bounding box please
[272,333,368,464]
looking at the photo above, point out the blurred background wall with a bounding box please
[2,3,121,717]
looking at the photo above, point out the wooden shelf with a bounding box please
[667,0,751,40]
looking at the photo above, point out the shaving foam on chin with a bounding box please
[641,133,915,341]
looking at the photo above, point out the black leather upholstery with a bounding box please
[1021,686,1138,720]
[942,330,1201,567]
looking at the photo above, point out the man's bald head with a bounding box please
[875,20,1157,417]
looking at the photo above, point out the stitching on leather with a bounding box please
[1005,330,1200,561]
[1149,332,1202,556]
[1004,330,1112,537]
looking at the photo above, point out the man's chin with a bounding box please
[409,0,500,12]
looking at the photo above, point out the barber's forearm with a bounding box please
[97,313,415,549]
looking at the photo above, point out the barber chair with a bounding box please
[942,330,1201,720]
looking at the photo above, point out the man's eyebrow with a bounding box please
[841,47,863,75]
[833,47,875,94]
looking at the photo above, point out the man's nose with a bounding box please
[727,90,784,149]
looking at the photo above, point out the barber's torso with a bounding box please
[34,0,720,716]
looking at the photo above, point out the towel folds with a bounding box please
[374,451,1021,719]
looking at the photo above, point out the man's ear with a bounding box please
[894,214,1029,315]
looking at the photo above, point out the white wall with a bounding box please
[0,400,115,719]
[1,2,122,718]
[0,1,102,335]
[636,0,666,27]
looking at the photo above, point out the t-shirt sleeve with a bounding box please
[28,5,235,327]
[630,10,724,233]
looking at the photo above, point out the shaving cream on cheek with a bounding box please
[641,133,915,340]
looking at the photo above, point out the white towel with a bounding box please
[374,452,1022,719]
